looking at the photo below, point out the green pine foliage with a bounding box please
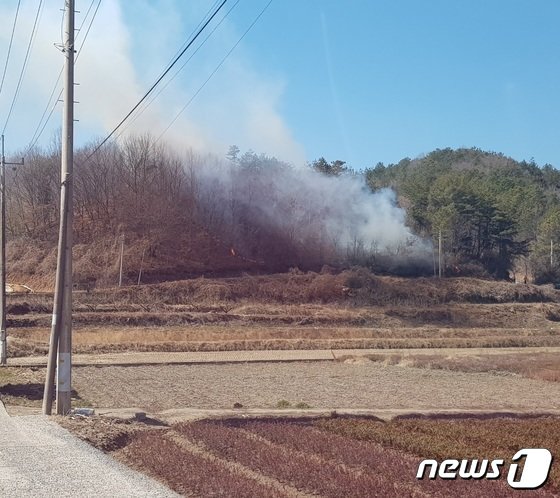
[365,148,559,281]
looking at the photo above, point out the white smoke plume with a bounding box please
[0,1,430,272]
[191,150,432,271]
[0,0,305,164]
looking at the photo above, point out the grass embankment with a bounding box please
[5,271,560,364]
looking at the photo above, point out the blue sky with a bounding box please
[1,0,559,169]
[244,0,560,169]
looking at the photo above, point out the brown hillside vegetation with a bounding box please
[99,271,559,306]
[8,137,409,287]
[6,229,257,292]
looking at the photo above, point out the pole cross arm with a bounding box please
[4,158,24,166]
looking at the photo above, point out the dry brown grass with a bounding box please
[364,351,560,382]
[8,322,560,357]
[81,271,560,307]
[5,271,560,358]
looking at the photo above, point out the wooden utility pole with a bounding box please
[118,235,124,286]
[137,247,145,285]
[43,0,74,415]
[0,135,23,365]
[551,239,554,268]
[438,229,443,278]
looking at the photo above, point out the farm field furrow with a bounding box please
[115,430,289,498]
[75,417,559,498]
[176,420,408,497]
[230,421,491,497]
[315,417,560,494]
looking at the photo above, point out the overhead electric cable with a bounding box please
[26,77,62,151]
[157,0,274,142]
[115,0,242,140]
[27,0,102,151]
[2,0,44,134]
[0,0,22,99]
[76,0,102,57]
[164,0,223,69]
[26,87,61,152]
[85,0,229,161]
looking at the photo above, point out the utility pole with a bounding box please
[438,229,443,278]
[551,239,554,268]
[137,247,145,285]
[0,135,23,365]
[118,234,124,286]
[43,0,74,415]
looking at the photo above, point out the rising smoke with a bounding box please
[191,149,432,273]
[1,0,432,275]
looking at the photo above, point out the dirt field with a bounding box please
[66,361,560,414]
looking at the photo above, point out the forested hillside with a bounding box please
[365,148,560,282]
[5,139,560,288]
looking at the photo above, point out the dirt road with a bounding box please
[9,346,560,366]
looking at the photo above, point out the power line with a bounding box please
[2,0,44,135]
[0,0,22,99]
[27,0,102,151]
[109,0,223,140]
[164,0,223,71]
[85,0,229,161]
[115,0,242,141]
[76,0,102,58]
[157,0,274,143]
[29,0,221,155]
[26,77,62,151]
